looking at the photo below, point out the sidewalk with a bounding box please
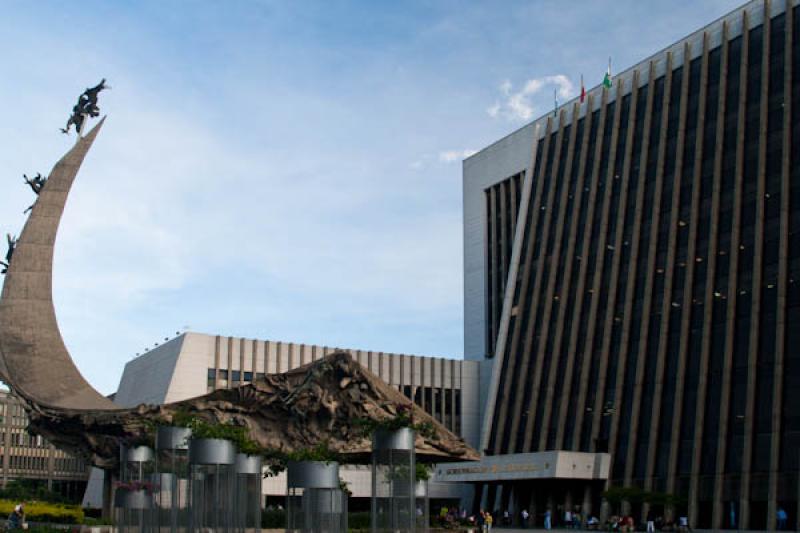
[488,529,773,533]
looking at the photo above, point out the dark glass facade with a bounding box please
[482,3,800,529]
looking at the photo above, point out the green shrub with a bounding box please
[0,499,83,524]
[82,515,114,525]
[261,509,286,528]
[348,511,371,529]
[0,480,70,505]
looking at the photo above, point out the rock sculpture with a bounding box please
[0,119,478,469]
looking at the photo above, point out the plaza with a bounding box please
[0,0,797,531]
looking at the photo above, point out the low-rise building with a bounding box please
[0,389,89,502]
[84,331,480,507]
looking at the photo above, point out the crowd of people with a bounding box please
[429,506,698,532]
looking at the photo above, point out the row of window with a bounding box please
[487,9,800,518]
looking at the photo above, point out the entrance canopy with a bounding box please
[433,451,610,483]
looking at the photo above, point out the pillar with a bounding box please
[582,484,593,519]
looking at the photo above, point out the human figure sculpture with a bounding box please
[82,79,108,117]
[1,234,17,274]
[61,79,109,134]
[22,173,47,214]
[23,173,46,195]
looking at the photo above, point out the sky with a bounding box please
[0,0,739,394]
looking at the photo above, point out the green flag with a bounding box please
[603,58,613,89]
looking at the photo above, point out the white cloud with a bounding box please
[439,149,477,163]
[489,74,575,121]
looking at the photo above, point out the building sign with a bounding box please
[434,451,610,483]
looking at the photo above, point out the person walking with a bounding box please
[777,506,788,530]
[544,509,552,530]
[6,503,24,530]
[485,510,493,532]
[521,509,530,529]
[646,510,655,533]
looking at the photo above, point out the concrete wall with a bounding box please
[462,124,536,439]
[114,336,185,407]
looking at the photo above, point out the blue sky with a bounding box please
[0,0,738,394]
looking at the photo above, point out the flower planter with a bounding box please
[287,460,339,489]
[114,487,153,509]
[373,427,415,451]
[118,444,156,532]
[156,426,192,450]
[188,438,236,532]
[188,438,236,465]
[121,445,155,463]
[234,454,263,533]
[372,428,417,533]
[287,461,346,532]
[235,452,262,474]
[154,427,192,533]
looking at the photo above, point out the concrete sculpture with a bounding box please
[0,119,478,469]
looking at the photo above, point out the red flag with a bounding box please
[580,74,586,103]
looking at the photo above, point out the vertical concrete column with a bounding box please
[1,399,10,489]
[239,337,245,380]
[614,59,658,484]
[251,339,257,376]
[549,97,597,449]
[529,488,538,527]
[741,1,771,528]
[600,494,611,524]
[487,120,553,454]
[713,11,750,529]
[769,0,793,527]
[565,489,574,517]
[546,493,555,522]
[575,77,624,449]
[598,68,643,458]
[563,90,611,447]
[226,336,234,387]
[666,35,707,507]
[645,42,690,502]
[47,443,55,491]
[582,484,593,519]
[213,335,221,389]
[518,109,573,453]
[534,104,583,451]
[643,49,678,498]
[690,22,730,529]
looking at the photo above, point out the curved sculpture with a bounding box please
[0,120,478,468]
[0,119,117,411]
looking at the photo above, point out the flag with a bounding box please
[553,88,558,117]
[580,74,586,103]
[603,58,613,89]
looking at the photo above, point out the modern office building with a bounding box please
[84,331,480,507]
[458,0,799,529]
[0,390,89,501]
